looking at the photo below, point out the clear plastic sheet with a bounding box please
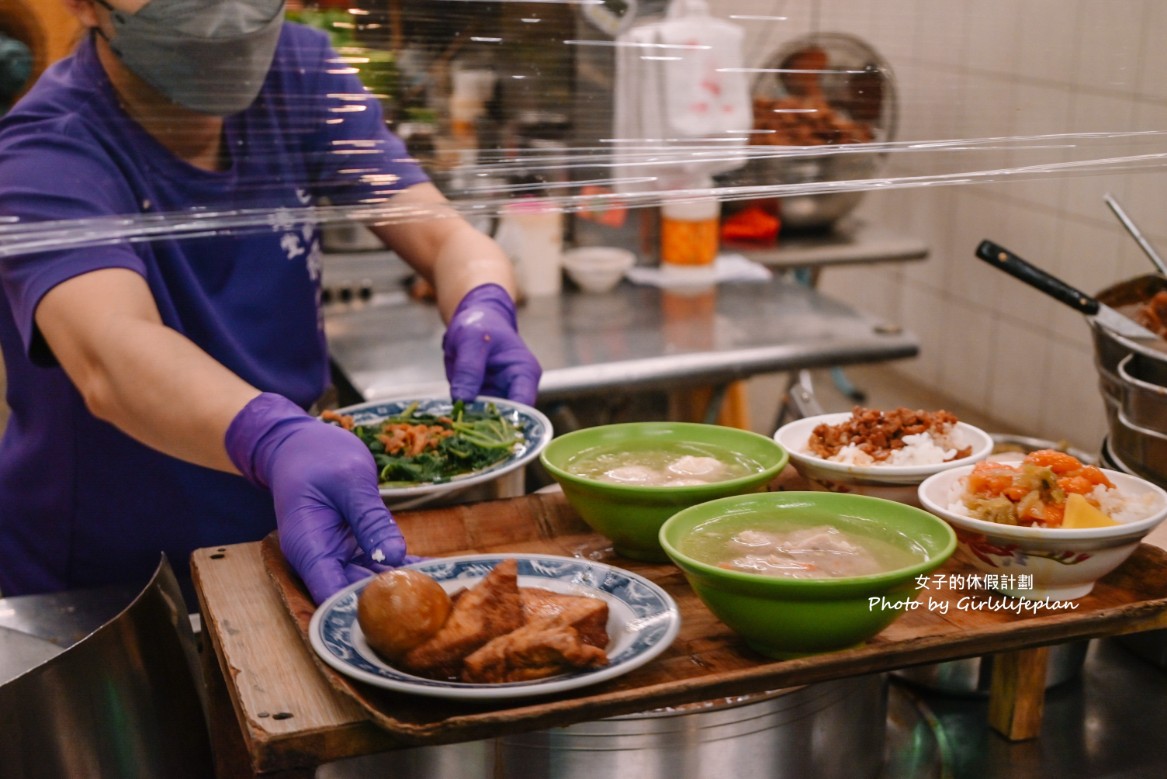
[3,129,1167,258]
[2,1,1163,255]
[4,0,1167,451]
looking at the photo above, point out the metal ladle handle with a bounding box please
[1104,193,1167,276]
[975,240,1100,316]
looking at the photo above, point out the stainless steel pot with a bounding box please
[891,641,1090,697]
[1099,433,1155,488]
[0,558,213,779]
[1092,273,1167,377]
[1117,353,1167,430]
[1109,404,1167,487]
[1093,274,1167,488]
[1118,630,1167,671]
[319,675,889,779]
[0,627,61,686]
[1102,398,1167,678]
[724,153,878,232]
[1098,362,1125,409]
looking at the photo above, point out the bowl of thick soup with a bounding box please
[540,423,789,561]
[659,492,956,658]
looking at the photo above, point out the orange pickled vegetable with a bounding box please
[967,461,1016,497]
[1024,449,1083,475]
[1024,501,1065,528]
[962,450,1111,528]
[376,422,453,457]
[1079,465,1114,489]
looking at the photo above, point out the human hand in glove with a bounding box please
[226,393,411,604]
[442,283,542,406]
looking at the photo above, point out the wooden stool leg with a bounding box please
[987,646,1051,741]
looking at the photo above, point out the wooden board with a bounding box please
[250,488,1167,749]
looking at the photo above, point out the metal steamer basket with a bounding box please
[1093,274,1167,671]
[720,32,898,232]
[1093,273,1167,488]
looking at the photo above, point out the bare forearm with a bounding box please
[429,226,517,320]
[77,322,259,472]
[370,183,519,321]
[36,268,260,474]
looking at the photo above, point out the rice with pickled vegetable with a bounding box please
[945,450,1159,527]
[945,479,1155,524]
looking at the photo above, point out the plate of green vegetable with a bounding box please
[322,396,553,505]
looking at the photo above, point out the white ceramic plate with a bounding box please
[774,412,994,486]
[308,554,681,701]
[326,396,553,504]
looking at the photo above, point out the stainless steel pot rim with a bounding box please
[0,627,64,686]
[989,433,1096,464]
[1102,436,1139,475]
[1117,353,1167,395]
[1108,422,1167,489]
[1098,369,1123,401]
[601,684,820,721]
[1116,406,1167,442]
[1105,449,1167,490]
[1090,319,1167,364]
[1115,354,1167,433]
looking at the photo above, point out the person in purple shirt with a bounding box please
[0,0,541,604]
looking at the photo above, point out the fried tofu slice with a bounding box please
[520,588,610,649]
[397,559,524,679]
[460,616,610,683]
[462,590,611,683]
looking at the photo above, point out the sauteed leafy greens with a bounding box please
[322,401,524,486]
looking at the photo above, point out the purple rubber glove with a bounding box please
[226,393,409,604]
[442,283,542,406]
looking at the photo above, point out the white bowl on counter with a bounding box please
[773,412,994,506]
[562,247,635,294]
[917,457,1167,601]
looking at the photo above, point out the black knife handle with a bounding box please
[975,240,1100,316]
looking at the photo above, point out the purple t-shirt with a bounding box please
[0,24,428,596]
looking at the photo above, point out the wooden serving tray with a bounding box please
[258,484,1167,748]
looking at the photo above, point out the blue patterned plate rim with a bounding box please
[326,396,554,499]
[308,553,681,701]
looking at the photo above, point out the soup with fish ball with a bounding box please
[565,442,761,487]
[679,512,927,580]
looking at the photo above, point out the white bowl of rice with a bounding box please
[917,452,1167,601]
[773,409,994,506]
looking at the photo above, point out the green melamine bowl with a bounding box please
[540,422,789,562]
[659,491,957,659]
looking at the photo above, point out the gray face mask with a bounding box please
[95,0,286,116]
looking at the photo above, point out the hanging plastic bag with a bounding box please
[613,0,750,193]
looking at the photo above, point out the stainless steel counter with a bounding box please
[323,272,918,406]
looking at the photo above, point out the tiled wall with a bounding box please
[715,0,1167,451]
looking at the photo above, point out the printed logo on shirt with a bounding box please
[270,189,325,330]
[270,189,321,275]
